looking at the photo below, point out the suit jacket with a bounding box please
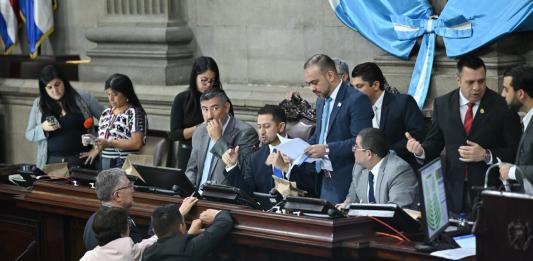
[344,151,418,209]
[515,118,533,186]
[142,211,233,261]
[185,116,258,187]
[379,92,425,168]
[226,146,316,196]
[309,81,373,204]
[422,88,521,213]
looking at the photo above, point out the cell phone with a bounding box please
[46,116,59,125]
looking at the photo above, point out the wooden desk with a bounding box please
[0,181,438,260]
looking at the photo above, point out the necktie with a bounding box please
[372,105,380,128]
[464,102,475,134]
[199,139,215,194]
[272,149,284,179]
[368,171,376,203]
[316,97,332,173]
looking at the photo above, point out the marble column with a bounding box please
[80,0,193,85]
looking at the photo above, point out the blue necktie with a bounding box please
[316,97,332,173]
[368,171,376,203]
[272,148,284,179]
[199,139,215,193]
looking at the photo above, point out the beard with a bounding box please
[508,97,523,113]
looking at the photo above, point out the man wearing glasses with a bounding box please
[83,168,140,250]
[338,128,418,209]
[185,88,258,193]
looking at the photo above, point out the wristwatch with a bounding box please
[324,144,330,154]
[484,149,492,164]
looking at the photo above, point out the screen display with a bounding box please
[420,159,449,241]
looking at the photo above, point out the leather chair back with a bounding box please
[138,131,169,166]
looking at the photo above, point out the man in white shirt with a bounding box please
[499,64,533,191]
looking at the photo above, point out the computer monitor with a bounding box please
[132,164,196,197]
[419,158,449,243]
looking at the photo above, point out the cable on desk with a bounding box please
[368,216,410,242]
[376,232,405,242]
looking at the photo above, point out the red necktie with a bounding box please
[464,102,475,134]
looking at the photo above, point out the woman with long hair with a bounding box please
[81,74,148,170]
[169,56,232,168]
[25,65,103,169]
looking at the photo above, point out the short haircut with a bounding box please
[503,64,533,98]
[92,207,128,246]
[333,58,350,80]
[304,54,337,74]
[456,56,486,76]
[95,168,127,202]
[358,128,389,158]
[200,87,229,104]
[351,62,386,90]
[258,104,287,124]
[151,204,184,238]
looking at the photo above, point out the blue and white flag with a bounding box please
[330,0,533,109]
[0,0,18,54]
[19,0,54,59]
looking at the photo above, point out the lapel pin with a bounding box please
[337,102,342,107]
[480,108,485,114]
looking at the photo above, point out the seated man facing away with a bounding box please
[338,128,418,209]
[80,207,157,261]
[222,104,316,196]
[83,168,142,250]
[185,88,258,193]
[142,205,233,261]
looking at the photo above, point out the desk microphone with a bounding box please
[484,158,506,191]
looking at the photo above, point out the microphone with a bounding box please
[484,158,503,190]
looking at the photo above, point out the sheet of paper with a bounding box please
[275,138,321,165]
[430,247,475,260]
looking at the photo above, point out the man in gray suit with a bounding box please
[499,64,533,191]
[338,128,418,209]
[185,88,258,192]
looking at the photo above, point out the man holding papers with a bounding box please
[222,105,316,196]
[303,54,373,204]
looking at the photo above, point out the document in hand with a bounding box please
[274,138,321,165]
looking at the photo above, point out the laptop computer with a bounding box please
[132,164,196,197]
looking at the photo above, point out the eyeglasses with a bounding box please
[352,145,368,153]
[114,181,134,194]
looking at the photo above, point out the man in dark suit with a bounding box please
[185,88,259,193]
[499,64,533,192]
[406,56,522,217]
[351,62,425,169]
[143,204,233,261]
[222,105,315,195]
[303,54,373,204]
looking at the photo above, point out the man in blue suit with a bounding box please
[303,54,374,204]
[222,105,315,196]
[351,62,425,169]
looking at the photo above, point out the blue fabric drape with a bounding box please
[330,0,533,108]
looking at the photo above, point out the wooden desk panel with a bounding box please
[0,181,438,260]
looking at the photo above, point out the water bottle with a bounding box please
[457,212,467,229]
